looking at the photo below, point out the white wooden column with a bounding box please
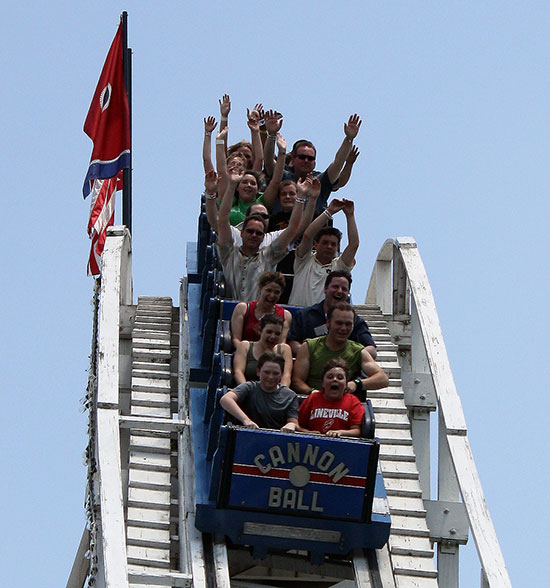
[95,227,132,588]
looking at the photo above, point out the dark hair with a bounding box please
[257,350,285,372]
[258,271,286,290]
[259,313,283,330]
[227,141,253,158]
[327,301,355,320]
[278,179,297,192]
[314,227,342,245]
[245,202,269,218]
[325,270,352,289]
[242,214,266,232]
[234,170,261,206]
[321,358,350,381]
[291,139,316,157]
[226,151,247,165]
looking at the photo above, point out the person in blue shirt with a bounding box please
[287,270,377,359]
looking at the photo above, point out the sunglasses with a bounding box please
[295,154,315,161]
[244,228,265,236]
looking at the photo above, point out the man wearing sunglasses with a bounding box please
[216,167,305,302]
[264,113,362,215]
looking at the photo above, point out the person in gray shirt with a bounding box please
[220,351,298,431]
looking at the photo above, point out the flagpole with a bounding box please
[121,11,132,234]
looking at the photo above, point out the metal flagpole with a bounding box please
[121,11,132,234]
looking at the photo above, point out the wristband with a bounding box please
[353,377,363,392]
[323,209,333,220]
[216,139,225,145]
[295,198,306,204]
[203,192,217,200]
[204,131,212,136]
[221,116,228,121]
[268,133,277,139]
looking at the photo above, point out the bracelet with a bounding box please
[203,192,217,200]
[268,133,277,139]
[215,139,225,145]
[323,209,333,220]
[221,116,228,121]
[295,197,306,204]
[204,131,211,136]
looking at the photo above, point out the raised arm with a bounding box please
[326,114,362,184]
[220,389,259,429]
[340,199,359,267]
[294,198,345,259]
[271,183,305,251]
[204,169,220,232]
[332,145,359,191]
[202,116,217,174]
[262,134,287,209]
[295,175,321,237]
[218,94,231,149]
[247,105,264,172]
[215,127,230,198]
[217,166,242,247]
[262,110,283,177]
[291,342,313,394]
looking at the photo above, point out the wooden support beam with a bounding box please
[119,415,189,431]
[65,527,89,588]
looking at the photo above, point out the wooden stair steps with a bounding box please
[389,535,434,558]
[356,304,438,585]
[126,298,177,575]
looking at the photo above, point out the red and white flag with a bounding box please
[87,173,121,276]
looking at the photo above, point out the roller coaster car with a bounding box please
[194,424,391,562]
[188,208,391,562]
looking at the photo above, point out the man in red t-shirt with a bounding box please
[298,358,364,437]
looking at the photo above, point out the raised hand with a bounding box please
[204,169,219,194]
[276,134,286,153]
[264,109,283,135]
[327,198,346,215]
[309,176,321,199]
[204,116,217,133]
[254,103,264,120]
[219,94,231,117]
[228,165,243,185]
[247,107,261,132]
[347,145,360,163]
[342,198,355,215]
[296,174,312,198]
[344,114,362,140]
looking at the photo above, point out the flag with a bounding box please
[87,174,121,276]
[83,23,130,198]
[83,20,130,276]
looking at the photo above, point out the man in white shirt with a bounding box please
[216,167,304,301]
[288,198,359,307]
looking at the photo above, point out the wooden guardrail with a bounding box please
[366,237,511,588]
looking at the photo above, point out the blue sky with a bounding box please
[2,3,548,586]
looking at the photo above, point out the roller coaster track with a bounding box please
[66,228,511,588]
